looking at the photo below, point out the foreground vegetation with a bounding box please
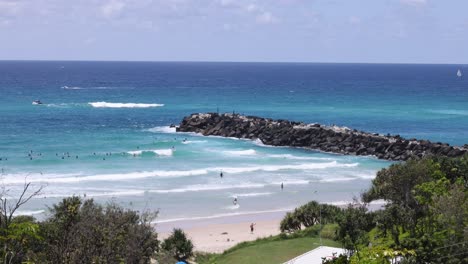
[330,155,468,263]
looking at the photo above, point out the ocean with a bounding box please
[0,61,467,222]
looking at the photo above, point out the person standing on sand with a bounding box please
[250,223,256,233]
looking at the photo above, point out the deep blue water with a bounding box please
[0,61,467,220]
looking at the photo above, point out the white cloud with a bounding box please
[349,16,361,25]
[256,11,277,24]
[400,0,427,6]
[246,4,257,13]
[101,0,126,19]
[0,0,22,17]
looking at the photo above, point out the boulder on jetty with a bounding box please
[177,113,467,161]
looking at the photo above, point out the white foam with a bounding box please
[268,154,332,160]
[224,204,240,210]
[127,149,173,156]
[230,192,272,198]
[182,140,207,144]
[147,126,177,133]
[2,169,208,184]
[429,109,468,116]
[3,161,358,185]
[89,102,164,108]
[319,177,357,183]
[212,161,358,174]
[14,210,45,216]
[62,86,133,90]
[153,149,174,156]
[223,149,257,156]
[61,86,82,90]
[149,183,266,194]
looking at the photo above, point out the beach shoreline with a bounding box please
[156,210,285,253]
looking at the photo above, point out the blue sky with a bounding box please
[1,0,467,63]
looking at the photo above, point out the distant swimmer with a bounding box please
[93,152,96,155]
[76,155,78,159]
[137,146,140,149]
[103,158,106,160]
[233,197,238,205]
[220,171,223,178]
[61,156,64,159]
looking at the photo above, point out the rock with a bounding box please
[177,113,467,161]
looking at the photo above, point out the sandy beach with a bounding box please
[156,211,285,253]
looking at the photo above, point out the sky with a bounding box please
[0,0,467,63]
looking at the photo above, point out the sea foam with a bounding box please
[89,102,164,108]
[127,149,174,156]
[223,149,257,156]
[147,126,177,133]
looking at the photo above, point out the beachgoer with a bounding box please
[233,197,238,205]
[250,223,256,233]
[220,171,223,178]
[281,182,284,190]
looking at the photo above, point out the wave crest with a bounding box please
[89,102,164,108]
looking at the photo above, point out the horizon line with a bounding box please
[0,59,466,66]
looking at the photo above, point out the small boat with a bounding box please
[457,69,462,78]
[32,100,43,105]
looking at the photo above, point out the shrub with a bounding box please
[280,212,301,233]
[162,228,194,261]
[38,197,159,263]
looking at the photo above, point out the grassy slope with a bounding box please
[197,236,341,264]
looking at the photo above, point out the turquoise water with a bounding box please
[0,61,467,221]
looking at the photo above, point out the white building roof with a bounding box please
[284,246,346,264]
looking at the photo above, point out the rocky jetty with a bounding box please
[177,113,467,161]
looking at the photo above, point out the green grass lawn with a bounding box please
[197,236,341,264]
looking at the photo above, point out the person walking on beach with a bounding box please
[250,223,256,233]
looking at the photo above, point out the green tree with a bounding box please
[162,228,194,262]
[336,203,374,255]
[39,197,159,263]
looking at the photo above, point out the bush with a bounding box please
[162,228,194,261]
[280,201,342,234]
[38,197,159,263]
[280,212,301,233]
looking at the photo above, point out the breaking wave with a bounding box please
[223,149,257,156]
[127,149,174,156]
[147,126,177,133]
[88,102,164,108]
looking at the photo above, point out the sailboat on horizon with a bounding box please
[457,69,462,78]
